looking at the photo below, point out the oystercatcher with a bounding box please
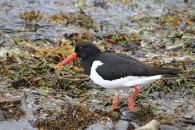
[55,42,179,112]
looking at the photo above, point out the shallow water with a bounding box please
[1,0,193,38]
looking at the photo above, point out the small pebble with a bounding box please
[31,90,40,96]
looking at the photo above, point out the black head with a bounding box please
[75,42,101,60]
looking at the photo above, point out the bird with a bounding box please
[55,41,179,112]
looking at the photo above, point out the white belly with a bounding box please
[89,61,162,89]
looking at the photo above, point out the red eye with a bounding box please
[79,46,84,51]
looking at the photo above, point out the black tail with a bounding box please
[151,67,180,77]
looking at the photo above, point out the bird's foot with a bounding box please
[110,95,119,112]
[127,85,140,111]
[127,97,135,111]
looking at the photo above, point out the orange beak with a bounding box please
[55,52,77,69]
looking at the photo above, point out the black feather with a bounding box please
[95,52,179,80]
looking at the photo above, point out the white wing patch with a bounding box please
[89,61,162,89]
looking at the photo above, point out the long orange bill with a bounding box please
[55,52,77,69]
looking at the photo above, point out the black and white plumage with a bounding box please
[56,41,179,111]
[75,42,178,89]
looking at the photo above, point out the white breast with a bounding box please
[89,61,162,89]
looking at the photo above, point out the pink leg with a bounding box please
[110,91,119,112]
[110,95,119,112]
[127,85,140,111]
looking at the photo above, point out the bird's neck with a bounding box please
[82,55,99,75]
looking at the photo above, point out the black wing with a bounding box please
[96,52,178,80]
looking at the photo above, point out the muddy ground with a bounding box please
[0,0,195,130]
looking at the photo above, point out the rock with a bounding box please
[183,125,195,130]
[127,39,139,48]
[160,124,179,130]
[31,90,41,96]
[167,46,182,51]
[0,96,21,105]
[29,33,42,41]
[94,0,109,9]
[135,120,160,130]
[49,89,58,96]
[183,119,195,125]
[1,33,10,38]
[134,51,146,58]
[184,111,195,119]
[120,108,134,120]
[0,110,5,120]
